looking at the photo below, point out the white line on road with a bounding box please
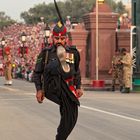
[0,98,34,101]
[1,85,140,122]
[0,86,20,91]
[81,105,140,122]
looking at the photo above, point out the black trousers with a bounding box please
[56,95,78,140]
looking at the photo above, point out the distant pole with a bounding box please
[96,0,99,80]
[93,0,105,88]
[130,26,136,90]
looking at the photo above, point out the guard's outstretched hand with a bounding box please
[76,89,83,98]
[36,90,45,103]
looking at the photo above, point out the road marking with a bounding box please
[81,105,140,122]
[1,85,140,122]
[23,92,36,95]
[0,98,34,101]
[0,86,20,91]
[0,86,35,95]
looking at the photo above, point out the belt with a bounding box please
[65,77,79,98]
[65,77,74,86]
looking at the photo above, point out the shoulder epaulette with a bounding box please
[41,46,53,52]
[71,45,76,49]
[68,45,77,50]
[46,47,51,51]
[41,47,49,53]
[42,47,47,51]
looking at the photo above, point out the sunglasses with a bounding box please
[54,36,66,41]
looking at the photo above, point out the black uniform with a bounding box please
[33,44,81,140]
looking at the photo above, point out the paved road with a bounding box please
[0,77,140,140]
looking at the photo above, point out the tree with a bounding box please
[114,1,126,15]
[20,0,126,24]
[0,12,15,29]
[20,2,57,24]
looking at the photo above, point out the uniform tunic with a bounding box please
[4,54,12,81]
[121,52,132,88]
[112,54,123,87]
[33,45,81,140]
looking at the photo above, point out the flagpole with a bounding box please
[96,0,99,80]
[93,0,105,89]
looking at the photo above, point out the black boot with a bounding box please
[111,86,115,91]
[126,88,130,93]
[121,88,130,93]
[120,86,123,92]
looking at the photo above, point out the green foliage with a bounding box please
[20,0,127,24]
[115,1,127,15]
[0,12,15,29]
[63,0,96,22]
[20,2,56,24]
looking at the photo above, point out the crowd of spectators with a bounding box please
[118,13,131,29]
[0,18,73,82]
[0,14,131,82]
[0,22,48,82]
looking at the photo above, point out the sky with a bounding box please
[0,0,128,21]
[0,0,53,21]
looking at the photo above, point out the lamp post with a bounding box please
[40,16,44,24]
[40,17,45,29]
[1,37,5,59]
[44,24,50,47]
[21,32,27,58]
[130,26,136,91]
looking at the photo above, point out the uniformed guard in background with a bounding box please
[33,0,83,139]
[110,49,123,91]
[120,48,132,93]
[4,53,13,85]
